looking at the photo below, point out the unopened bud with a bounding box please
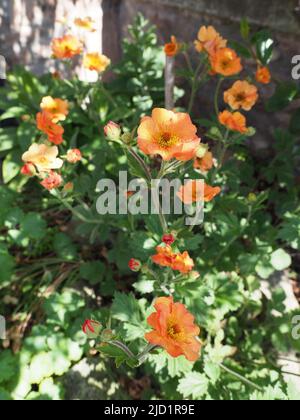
[128,258,142,272]
[82,319,102,339]
[104,121,121,142]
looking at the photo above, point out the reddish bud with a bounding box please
[66,148,82,164]
[104,121,121,142]
[128,258,142,272]
[162,233,176,246]
[21,163,36,177]
[82,319,102,339]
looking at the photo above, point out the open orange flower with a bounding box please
[137,108,200,161]
[194,26,227,56]
[194,150,214,172]
[40,96,69,123]
[51,34,83,59]
[83,53,111,72]
[145,296,201,362]
[224,81,258,111]
[74,17,96,32]
[210,48,242,77]
[255,66,271,84]
[152,246,194,274]
[164,36,180,57]
[177,180,221,204]
[36,112,64,145]
[219,110,248,134]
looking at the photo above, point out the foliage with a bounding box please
[0,14,299,401]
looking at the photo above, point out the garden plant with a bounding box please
[0,14,300,401]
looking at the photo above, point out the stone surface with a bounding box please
[0,0,103,78]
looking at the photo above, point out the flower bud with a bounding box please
[101,329,114,342]
[82,319,102,339]
[128,258,142,272]
[104,121,121,142]
[66,148,82,164]
[121,132,132,145]
[64,182,74,193]
[196,144,209,159]
[162,233,176,246]
[21,163,36,177]
[247,193,257,203]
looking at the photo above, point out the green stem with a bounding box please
[214,77,224,116]
[187,59,205,114]
[137,344,158,364]
[110,340,136,360]
[220,363,263,392]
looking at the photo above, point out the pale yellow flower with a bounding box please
[22,144,63,172]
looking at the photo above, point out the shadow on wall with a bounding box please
[0,0,103,75]
[0,0,57,73]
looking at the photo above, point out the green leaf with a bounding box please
[133,279,155,294]
[266,82,299,112]
[53,233,77,261]
[0,127,17,152]
[0,388,12,400]
[271,249,292,271]
[80,261,105,285]
[252,30,274,65]
[20,213,47,240]
[229,41,251,58]
[149,352,193,378]
[0,244,15,285]
[0,106,27,121]
[289,108,300,134]
[0,351,17,384]
[177,372,209,399]
[111,292,142,324]
[2,150,21,184]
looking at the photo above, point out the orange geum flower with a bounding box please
[145,296,201,362]
[83,52,111,72]
[40,96,69,123]
[152,246,194,274]
[74,17,96,32]
[210,48,242,77]
[171,251,195,274]
[36,112,64,145]
[255,66,271,84]
[164,36,180,57]
[219,110,248,134]
[177,180,221,204]
[40,171,63,191]
[22,144,63,173]
[194,26,227,56]
[194,150,214,173]
[51,34,83,59]
[224,80,258,111]
[137,108,200,162]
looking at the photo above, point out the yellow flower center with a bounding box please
[157,132,179,149]
[38,156,48,164]
[167,321,184,341]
